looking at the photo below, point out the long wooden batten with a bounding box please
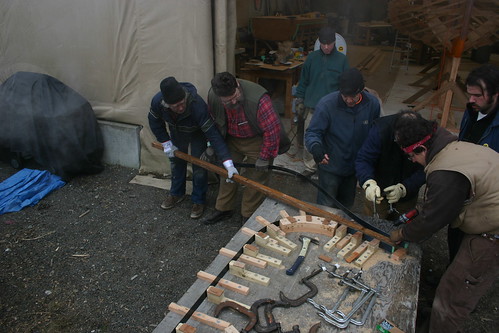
[152,142,395,247]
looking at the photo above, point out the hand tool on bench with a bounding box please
[214,300,257,333]
[280,267,323,306]
[251,298,287,333]
[286,235,319,275]
[394,208,419,226]
[151,142,396,249]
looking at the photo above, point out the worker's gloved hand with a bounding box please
[362,179,383,204]
[255,158,270,172]
[310,144,326,164]
[384,183,407,203]
[161,140,178,158]
[200,146,216,163]
[223,160,238,183]
[294,98,305,118]
[390,229,404,244]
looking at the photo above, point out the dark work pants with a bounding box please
[317,169,357,209]
[169,131,208,204]
[430,234,499,333]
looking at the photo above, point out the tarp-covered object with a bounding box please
[0,72,104,180]
[0,168,66,215]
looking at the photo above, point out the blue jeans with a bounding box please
[169,130,207,204]
[317,169,357,209]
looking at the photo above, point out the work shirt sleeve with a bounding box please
[148,105,171,143]
[199,117,231,162]
[294,57,311,99]
[355,125,381,185]
[402,170,470,242]
[304,104,329,153]
[257,94,280,160]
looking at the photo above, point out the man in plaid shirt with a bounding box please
[203,72,281,225]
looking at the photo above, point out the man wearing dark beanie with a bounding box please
[305,68,380,209]
[293,25,349,178]
[148,76,238,219]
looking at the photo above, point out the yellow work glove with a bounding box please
[390,229,404,244]
[384,183,407,204]
[362,179,383,204]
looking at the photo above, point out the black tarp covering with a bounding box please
[0,72,104,180]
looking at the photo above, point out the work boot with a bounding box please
[190,204,204,219]
[202,209,234,225]
[160,194,185,210]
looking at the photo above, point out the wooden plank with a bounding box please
[229,261,270,286]
[167,303,230,330]
[218,248,267,269]
[197,271,250,296]
[206,286,250,309]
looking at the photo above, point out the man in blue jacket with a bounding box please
[148,77,237,219]
[305,68,380,208]
[460,64,499,151]
[356,113,425,220]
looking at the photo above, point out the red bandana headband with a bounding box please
[401,133,432,154]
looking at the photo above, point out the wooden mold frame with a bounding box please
[273,210,392,267]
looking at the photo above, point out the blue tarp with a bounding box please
[0,169,66,215]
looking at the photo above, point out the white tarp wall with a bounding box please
[0,0,237,174]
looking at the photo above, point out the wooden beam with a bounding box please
[151,143,396,248]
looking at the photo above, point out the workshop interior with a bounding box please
[0,1,498,333]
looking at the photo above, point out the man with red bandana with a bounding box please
[391,110,499,333]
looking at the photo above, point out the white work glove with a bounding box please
[362,179,383,204]
[223,160,238,183]
[384,183,407,204]
[161,140,178,158]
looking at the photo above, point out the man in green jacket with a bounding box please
[293,26,349,177]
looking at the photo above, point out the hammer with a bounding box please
[286,235,319,275]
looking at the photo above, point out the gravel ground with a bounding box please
[0,160,497,333]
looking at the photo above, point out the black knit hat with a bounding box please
[160,77,186,104]
[339,68,365,96]
[318,26,336,44]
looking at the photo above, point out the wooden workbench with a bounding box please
[238,60,303,119]
[355,21,392,46]
[153,198,422,333]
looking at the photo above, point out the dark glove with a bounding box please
[295,98,305,118]
[255,158,270,172]
[200,146,216,163]
[310,144,325,164]
[390,229,404,244]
